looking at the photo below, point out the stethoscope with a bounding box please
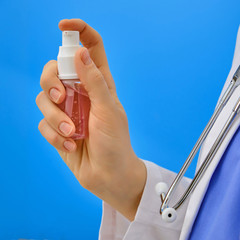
[155,65,240,223]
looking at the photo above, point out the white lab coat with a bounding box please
[99,26,240,240]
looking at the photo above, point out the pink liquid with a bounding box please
[58,80,90,140]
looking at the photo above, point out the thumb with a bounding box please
[74,47,114,108]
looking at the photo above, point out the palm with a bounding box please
[57,97,129,188]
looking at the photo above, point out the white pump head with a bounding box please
[62,31,79,46]
[57,31,81,80]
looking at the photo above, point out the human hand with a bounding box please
[36,19,146,221]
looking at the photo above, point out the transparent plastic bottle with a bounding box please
[57,31,90,139]
[58,80,90,139]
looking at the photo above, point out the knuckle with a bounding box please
[95,32,103,43]
[49,59,57,65]
[92,69,104,84]
[43,60,57,70]
[40,60,57,88]
[40,70,48,89]
[37,119,61,147]
[35,91,44,106]
[38,119,45,132]
[40,73,46,89]
[47,132,60,145]
[47,109,59,125]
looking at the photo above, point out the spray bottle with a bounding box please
[57,31,90,139]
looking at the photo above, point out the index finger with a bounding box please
[40,60,66,104]
[58,19,109,72]
[59,19,108,68]
[59,19,116,92]
[59,19,116,93]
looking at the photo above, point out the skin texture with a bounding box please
[36,19,147,221]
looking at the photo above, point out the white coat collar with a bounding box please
[179,25,240,240]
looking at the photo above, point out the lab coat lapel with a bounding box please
[179,26,240,240]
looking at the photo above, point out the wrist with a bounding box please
[99,154,147,221]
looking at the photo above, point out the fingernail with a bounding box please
[81,48,92,65]
[64,141,75,151]
[59,122,73,136]
[50,88,61,102]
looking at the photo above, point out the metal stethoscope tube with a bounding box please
[155,65,240,223]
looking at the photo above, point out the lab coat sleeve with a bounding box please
[98,159,192,240]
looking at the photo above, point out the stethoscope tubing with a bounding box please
[160,65,240,214]
[173,96,240,210]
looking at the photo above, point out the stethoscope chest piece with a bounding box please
[162,208,177,223]
[155,182,177,223]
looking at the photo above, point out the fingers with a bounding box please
[36,91,75,137]
[40,60,66,104]
[38,118,77,152]
[59,19,107,67]
[75,47,114,108]
[59,19,116,92]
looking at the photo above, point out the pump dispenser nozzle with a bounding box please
[57,31,81,80]
[62,31,79,46]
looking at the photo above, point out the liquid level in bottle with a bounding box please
[58,80,90,140]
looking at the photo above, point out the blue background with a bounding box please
[0,0,239,239]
